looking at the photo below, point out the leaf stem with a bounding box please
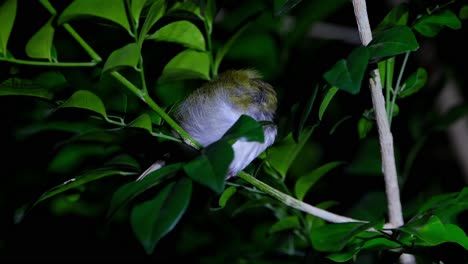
[237,171,366,224]
[0,58,97,67]
[39,0,102,63]
[204,17,215,78]
[389,51,410,127]
[39,0,201,149]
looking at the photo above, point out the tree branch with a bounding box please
[351,0,415,263]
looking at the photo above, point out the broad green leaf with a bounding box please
[0,78,52,99]
[107,163,183,218]
[357,117,373,139]
[104,153,141,171]
[34,70,68,89]
[294,161,344,201]
[460,5,468,20]
[267,126,315,178]
[184,141,232,193]
[130,0,148,27]
[34,168,136,207]
[58,0,131,33]
[417,187,468,221]
[310,222,372,252]
[102,43,140,73]
[319,86,339,121]
[327,248,360,262]
[269,215,300,233]
[127,113,153,133]
[213,11,261,76]
[184,115,265,193]
[218,186,237,208]
[131,177,192,254]
[139,0,166,40]
[374,3,408,33]
[167,1,203,21]
[25,17,55,61]
[327,236,401,262]
[398,67,427,98]
[413,9,462,37]
[323,47,369,95]
[147,20,205,50]
[222,115,265,144]
[58,90,108,120]
[160,49,210,81]
[368,26,419,59]
[401,215,468,250]
[274,0,303,16]
[361,237,401,250]
[0,0,16,57]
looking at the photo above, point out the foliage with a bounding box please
[1,0,467,262]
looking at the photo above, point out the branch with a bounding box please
[352,0,403,230]
[238,171,366,224]
[351,1,415,263]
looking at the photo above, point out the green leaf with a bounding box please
[167,1,203,21]
[368,26,419,59]
[213,11,261,76]
[129,0,148,27]
[274,0,303,16]
[159,49,210,81]
[357,117,373,139]
[25,17,55,61]
[269,215,300,233]
[0,78,53,100]
[127,113,153,133]
[131,177,192,254]
[58,90,108,120]
[267,126,315,178]
[374,3,408,33]
[319,86,339,121]
[311,222,372,252]
[398,67,427,98]
[0,0,16,57]
[147,20,205,51]
[460,5,468,20]
[413,9,462,37]
[58,0,131,33]
[102,43,140,73]
[107,163,183,219]
[401,215,468,250]
[323,47,369,95]
[222,115,265,144]
[184,141,232,193]
[218,186,237,208]
[295,161,344,201]
[139,0,166,39]
[34,168,135,207]
[417,187,468,221]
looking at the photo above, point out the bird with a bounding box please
[138,69,278,180]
